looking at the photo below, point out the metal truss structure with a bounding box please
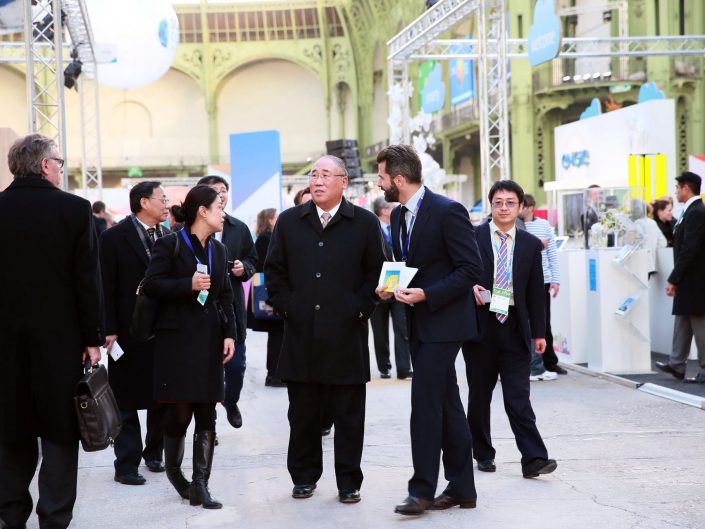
[14,0,101,193]
[387,0,705,212]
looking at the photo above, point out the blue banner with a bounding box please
[449,39,475,106]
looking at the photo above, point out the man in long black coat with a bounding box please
[99,181,170,485]
[198,175,258,428]
[0,134,104,529]
[265,155,385,504]
[657,171,705,382]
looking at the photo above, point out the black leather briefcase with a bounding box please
[74,360,122,452]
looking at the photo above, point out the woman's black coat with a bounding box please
[143,231,236,402]
[247,229,283,333]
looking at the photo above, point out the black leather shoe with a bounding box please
[226,404,242,428]
[430,493,477,510]
[292,483,316,499]
[547,365,568,375]
[145,460,165,473]
[394,495,433,516]
[321,426,332,436]
[522,458,557,478]
[338,489,361,503]
[477,459,496,472]
[655,361,685,380]
[380,369,391,379]
[397,371,413,380]
[114,473,146,485]
[685,373,705,384]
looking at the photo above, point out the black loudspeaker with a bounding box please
[326,139,362,179]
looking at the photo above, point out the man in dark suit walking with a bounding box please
[369,197,412,380]
[0,134,104,529]
[99,181,170,485]
[656,171,705,383]
[463,180,557,479]
[375,144,483,516]
[265,155,385,504]
[197,175,258,427]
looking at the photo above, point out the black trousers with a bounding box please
[113,404,166,476]
[408,338,476,501]
[463,311,548,466]
[370,300,412,374]
[265,328,284,377]
[541,284,559,370]
[286,382,365,492]
[0,438,78,529]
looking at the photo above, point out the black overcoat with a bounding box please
[99,217,165,409]
[668,199,705,315]
[221,214,257,340]
[264,199,385,384]
[247,230,283,333]
[143,231,236,402]
[0,178,104,443]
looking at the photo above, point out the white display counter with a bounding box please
[585,248,652,374]
[552,250,589,365]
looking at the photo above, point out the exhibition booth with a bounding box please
[544,97,699,374]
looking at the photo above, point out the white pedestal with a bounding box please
[649,248,698,358]
[586,248,652,374]
[552,250,589,364]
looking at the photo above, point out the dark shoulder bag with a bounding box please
[74,359,122,452]
[130,234,180,342]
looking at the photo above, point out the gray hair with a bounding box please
[8,133,55,179]
[372,196,390,217]
[317,155,348,177]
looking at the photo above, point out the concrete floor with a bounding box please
[24,331,705,529]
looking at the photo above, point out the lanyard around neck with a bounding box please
[401,189,425,261]
[180,228,213,272]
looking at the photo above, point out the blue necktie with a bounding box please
[495,231,509,324]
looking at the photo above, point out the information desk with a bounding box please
[552,250,589,365]
[585,248,652,374]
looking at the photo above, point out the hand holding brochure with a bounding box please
[378,262,418,293]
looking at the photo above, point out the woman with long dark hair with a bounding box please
[143,184,236,509]
[249,208,284,386]
[652,199,676,247]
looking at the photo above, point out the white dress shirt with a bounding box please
[316,201,342,226]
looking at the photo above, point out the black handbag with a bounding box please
[130,233,180,342]
[74,359,122,452]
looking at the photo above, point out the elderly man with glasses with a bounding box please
[264,155,385,505]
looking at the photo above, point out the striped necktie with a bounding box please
[147,227,156,244]
[321,212,332,229]
[495,231,509,324]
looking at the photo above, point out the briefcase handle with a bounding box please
[84,358,95,374]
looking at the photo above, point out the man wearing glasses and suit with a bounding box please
[99,181,170,485]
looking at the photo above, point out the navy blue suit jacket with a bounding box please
[472,222,546,350]
[391,187,483,343]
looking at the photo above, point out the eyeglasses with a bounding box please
[307,172,346,182]
[149,196,170,205]
[48,157,64,168]
[491,200,519,209]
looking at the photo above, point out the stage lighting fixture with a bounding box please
[63,49,82,90]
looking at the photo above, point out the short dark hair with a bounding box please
[197,175,229,191]
[171,185,219,227]
[92,201,106,214]
[293,186,311,206]
[129,181,162,214]
[376,144,422,184]
[522,193,536,208]
[488,180,525,203]
[7,133,55,179]
[675,171,702,195]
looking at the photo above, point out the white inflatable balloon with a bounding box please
[86,0,179,90]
